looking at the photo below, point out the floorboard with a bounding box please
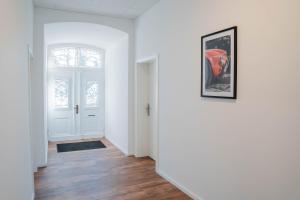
[34,138,191,200]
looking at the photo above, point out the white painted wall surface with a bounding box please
[0,0,34,199]
[106,37,129,154]
[44,22,128,49]
[32,7,135,168]
[135,0,300,200]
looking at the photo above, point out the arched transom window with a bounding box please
[48,44,105,68]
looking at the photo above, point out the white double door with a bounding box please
[48,69,104,141]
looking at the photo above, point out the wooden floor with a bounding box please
[34,138,191,200]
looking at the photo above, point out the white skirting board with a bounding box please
[156,169,204,200]
[48,134,104,142]
[105,136,129,156]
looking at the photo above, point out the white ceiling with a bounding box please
[45,22,128,49]
[34,0,160,19]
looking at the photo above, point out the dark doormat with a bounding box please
[57,141,106,153]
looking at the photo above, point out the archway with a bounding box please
[32,21,130,169]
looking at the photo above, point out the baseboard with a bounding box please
[36,161,47,170]
[156,169,204,200]
[105,136,128,155]
[48,134,103,142]
[31,192,35,200]
[33,166,38,173]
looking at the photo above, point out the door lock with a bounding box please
[74,105,79,114]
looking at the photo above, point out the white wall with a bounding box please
[44,22,128,49]
[135,0,300,200]
[0,0,34,199]
[106,37,129,154]
[32,7,135,168]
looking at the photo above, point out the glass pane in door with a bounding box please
[86,81,99,107]
[54,79,69,108]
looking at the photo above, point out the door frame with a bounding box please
[134,55,159,170]
[27,45,36,172]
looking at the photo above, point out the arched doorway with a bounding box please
[43,22,130,157]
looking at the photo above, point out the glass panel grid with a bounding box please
[78,48,103,68]
[48,47,76,68]
[48,46,104,68]
[54,79,69,108]
[86,81,99,107]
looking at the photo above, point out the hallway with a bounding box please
[34,139,191,200]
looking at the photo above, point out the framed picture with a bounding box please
[201,26,237,99]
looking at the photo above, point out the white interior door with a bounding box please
[79,70,104,136]
[136,61,157,161]
[48,70,75,139]
[48,69,104,141]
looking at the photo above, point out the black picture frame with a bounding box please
[201,26,237,99]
